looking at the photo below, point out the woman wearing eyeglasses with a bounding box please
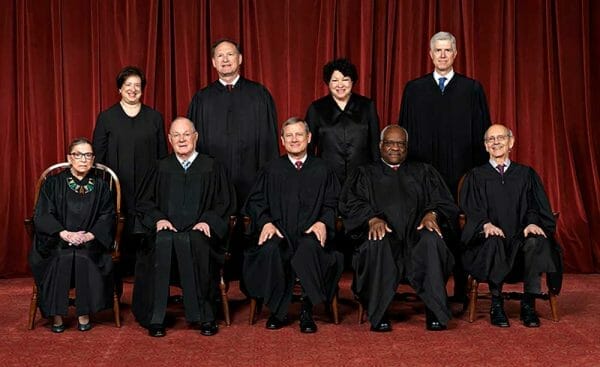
[305,58,380,185]
[92,66,167,285]
[29,138,115,333]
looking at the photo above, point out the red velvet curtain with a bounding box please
[1,0,598,276]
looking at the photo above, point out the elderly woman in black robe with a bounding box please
[29,138,115,333]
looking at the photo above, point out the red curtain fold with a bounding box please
[0,0,597,276]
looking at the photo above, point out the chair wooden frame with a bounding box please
[25,162,124,329]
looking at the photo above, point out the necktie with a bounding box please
[295,161,303,170]
[438,77,447,92]
[391,166,399,171]
[182,160,191,171]
[496,164,505,176]
[226,84,233,92]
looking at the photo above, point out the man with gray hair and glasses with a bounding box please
[460,124,562,328]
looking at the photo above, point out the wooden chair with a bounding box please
[24,162,124,329]
[457,174,560,323]
[216,215,237,326]
[247,216,340,325]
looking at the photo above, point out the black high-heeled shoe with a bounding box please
[51,324,66,333]
[77,322,92,332]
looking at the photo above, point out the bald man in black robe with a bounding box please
[340,125,459,332]
[460,124,562,328]
[243,117,343,334]
[133,117,236,337]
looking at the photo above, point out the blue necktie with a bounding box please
[438,77,447,92]
[182,160,191,171]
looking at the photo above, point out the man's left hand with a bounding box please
[305,221,327,247]
[523,224,546,238]
[193,222,211,238]
[417,211,443,238]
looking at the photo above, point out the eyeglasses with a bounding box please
[69,152,94,160]
[382,140,407,148]
[484,134,511,144]
[170,132,195,140]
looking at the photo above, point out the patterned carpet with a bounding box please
[1,273,599,366]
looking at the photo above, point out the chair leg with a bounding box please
[467,276,478,323]
[249,298,257,325]
[549,291,559,322]
[219,272,231,326]
[28,284,38,330]
[357,302,364,324]
[113,289,121,328]
[331,293,339,325]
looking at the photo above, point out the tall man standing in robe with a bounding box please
[339,125,459,332]
[243,117,343,334]
[460,124,562,328]
[132,117,236,337]
[399,31,491,300]
[187,39,279,280]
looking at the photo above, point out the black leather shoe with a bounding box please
[266,314,287,330]
[77,322,92,332]
[425,308,447,331]
[51,324,66,333]
[370,318,392,332]
[200,321,219,336]
[148,324,166,337]
[521,295,540,328]
[299,309,317,333]
[490,296,510,327]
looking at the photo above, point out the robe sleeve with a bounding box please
[198,162,237,239]
[92,112,108,164]
[155,113,168,159]
[135,162,168,231]
[339,167,381,234]
[242,168,274,233]
[258,88,280,166]
[367,100,381,162]
[459,170,491,245]
[525,168,556,235]
[422,164,459,224]
[317,168,341,235]
[470,81,491,166]
[305,103,320,156]
[33,176,65,237]
[88,180,117,249]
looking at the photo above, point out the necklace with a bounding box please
[67,176,95,194]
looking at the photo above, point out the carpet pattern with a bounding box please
[1,274,599,366]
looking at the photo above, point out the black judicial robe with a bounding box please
[399,73,491,197]
[93,103,167,232]
[305,93,380,184]
[187,77,279,208]
[242,156,343,319]
[132,154,236,326]
[459,162,563,293]
[340,160,459,325]
[29,170,115,317]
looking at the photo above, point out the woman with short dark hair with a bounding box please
[29,138,115,332]
[305,58,380,185]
